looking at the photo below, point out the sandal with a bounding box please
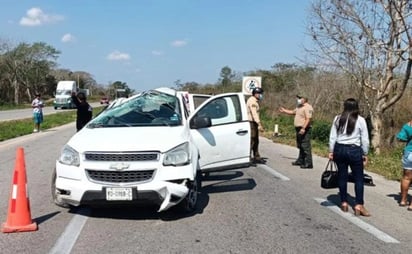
[354,205,371,217]
[399,201,408,207]
[340,202,349,212]
[407,206,412,211]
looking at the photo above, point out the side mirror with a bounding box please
[190,116,212,129]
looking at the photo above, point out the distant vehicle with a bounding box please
[100,97,110,105]
[53,81,78,110]
[52,87,251,213]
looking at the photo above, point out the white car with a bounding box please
[52,87,250,213]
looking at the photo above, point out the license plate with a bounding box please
[106,187,133,201]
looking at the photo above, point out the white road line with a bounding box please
[314,198,399,243]
[48,208,90,254]
[259,164,290,181]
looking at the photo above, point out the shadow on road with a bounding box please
[62,168,256,221]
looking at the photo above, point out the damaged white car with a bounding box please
[52,87,250,213]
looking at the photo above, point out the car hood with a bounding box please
[67,126,190,153]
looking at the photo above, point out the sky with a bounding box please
[0,0,313,91]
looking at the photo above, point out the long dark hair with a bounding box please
[336,98,359,135]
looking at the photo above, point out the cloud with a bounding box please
[20,7,64,26]
[107,50,131,61]
[61,33,76,43]
[151,50,163,56]
[171,40,187,47]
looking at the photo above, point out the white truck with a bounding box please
[52,87,251,213]
[53,81,78,109]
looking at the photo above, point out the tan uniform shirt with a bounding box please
[293,103,313,127]
[247,96,261,124]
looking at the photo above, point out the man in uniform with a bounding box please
[247,87,265,164]
[279,94,314,169]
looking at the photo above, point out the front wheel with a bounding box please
[178,171,201,213]
[51,169,70,208]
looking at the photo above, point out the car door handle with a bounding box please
[236,129,248,135]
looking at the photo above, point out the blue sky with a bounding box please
[0,0,312,91]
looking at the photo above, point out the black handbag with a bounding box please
[321,160,339,189]
[348,172,375,186]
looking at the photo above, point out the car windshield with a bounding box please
[56,90,71,96]
[89,89,182,128]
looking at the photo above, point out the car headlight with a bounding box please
[59,145,80,166]
[163,142,190,166]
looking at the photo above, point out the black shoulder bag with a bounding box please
[321,159,339,189]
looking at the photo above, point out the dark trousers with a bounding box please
[333,143,364,205]
[250,122,260,159]
[295,127,312,165]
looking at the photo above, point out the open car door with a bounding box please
[189,92,250,172]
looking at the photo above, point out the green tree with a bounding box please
[0,41,60,104]
[109,81,135,98]
[308,0,412,154]
[219,66,235,87]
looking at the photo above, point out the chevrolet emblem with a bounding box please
[109,162,130,171]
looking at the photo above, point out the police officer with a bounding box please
[279,94,314,169]
[247,87,265,163]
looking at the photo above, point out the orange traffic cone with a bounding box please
[2,147,38,233]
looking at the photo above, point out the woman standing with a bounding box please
[328,98,370,216]
[396,120,412,209]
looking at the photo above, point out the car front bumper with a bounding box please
[55,161,194,212]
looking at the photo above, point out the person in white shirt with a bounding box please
[31,93,44,133]
[328,98,370,216]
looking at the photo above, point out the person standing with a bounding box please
[279,94,314,168]
[328,98,370,216]
[31,93,44,133]
[247,87,265,163]
[396,120,412,210]
[71,91,93,131]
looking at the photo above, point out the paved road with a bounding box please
[0,129,409,254]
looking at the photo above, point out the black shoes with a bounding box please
[250,157,266,164]
[291,161,303,166]
[292,160,313,169]
[254,158,266,164]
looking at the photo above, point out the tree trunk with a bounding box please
[370,111,383,155]
[13,79,19,105]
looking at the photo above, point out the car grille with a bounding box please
[86,169,155,183]
[85,152,159,161]
[55,98,69,103]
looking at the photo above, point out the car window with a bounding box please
[88,90,182,127]
[195,95,242,126]
[193,96,210,109]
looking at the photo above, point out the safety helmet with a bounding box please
[252,87,264,95]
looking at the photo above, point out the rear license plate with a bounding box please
[106,187,133,201]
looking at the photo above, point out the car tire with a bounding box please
[51,169,70,208]
[178,171,201,213]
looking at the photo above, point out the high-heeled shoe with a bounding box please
[340,202,349,212]
[354,205,371,217]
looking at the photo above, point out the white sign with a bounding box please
[242,76,262,95]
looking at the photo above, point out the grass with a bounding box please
[0,106,105,141]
